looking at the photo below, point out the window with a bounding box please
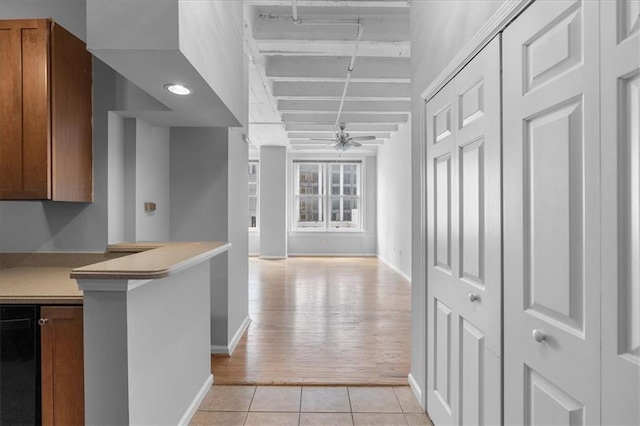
[293,161,362,231]
[248,161,259,229]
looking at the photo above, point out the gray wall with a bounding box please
[170,128,229,346]
[0,0,87,41]
[134,120,170,241]
[410,0,506,404]
[108,112,126,244]
[377,121,412,280]
[0,58,114,252]
[169,127,249,349]
[227,128,249,341]
[259,146,288,258]
[0,0,177,252]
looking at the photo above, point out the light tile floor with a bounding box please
[191,386,433,426]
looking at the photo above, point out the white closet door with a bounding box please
[426,35,501,426]
[601,1,640,424]
[503,1,600,424]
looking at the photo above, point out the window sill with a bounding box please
[289,229,365,235]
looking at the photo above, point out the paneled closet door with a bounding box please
[426,35,501,426]
[503,1,600,424]
[601,1,640,424]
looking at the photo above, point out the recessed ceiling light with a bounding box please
[164,84,191,95]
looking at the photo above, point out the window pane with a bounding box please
[248,161,258,228]
[331,165,341,195]
[299,164,320,195]
[343,197,358,221]
[331,198,341,221]
[343,164,357,195]
[298,197,323,223]
[329,196,359,228]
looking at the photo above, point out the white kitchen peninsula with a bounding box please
[71,241,230,425]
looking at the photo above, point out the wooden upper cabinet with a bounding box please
[0,19,92,202]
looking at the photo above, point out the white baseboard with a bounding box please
[228,315,251,356]
[178,374,213,425]
[259,255,287,260]
[210,315,251,355]
[249,253,260,257]
[287,253,377,257]
[408,373,424,410]
[378,255,411,285]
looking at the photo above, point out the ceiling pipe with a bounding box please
[288,0,364,132]
[292,0,301,25]
[334,22,363,132]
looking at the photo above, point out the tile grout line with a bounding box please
[347,386,355,426]
[298,386,303,426]
[243,385,257,426]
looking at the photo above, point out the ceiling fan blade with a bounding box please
[349,135,376,141]
[310,138,338,142]
[347,141,362,147]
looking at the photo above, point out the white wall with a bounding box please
[287,154,377,256]
[410,0,507,405]
[178,0,245,126]
[377,120,412,281]
[134,120,170,241]
[259,146,288,258]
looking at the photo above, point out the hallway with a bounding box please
[211,257,412,385]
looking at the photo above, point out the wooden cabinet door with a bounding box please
[503,1,601,424]
[600,1,640,424]
[0,19,51,199]
[426,35,502,426]
[40,306,84,426]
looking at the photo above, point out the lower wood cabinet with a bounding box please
[40,306,84,425]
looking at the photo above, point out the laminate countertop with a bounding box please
[0,253,120,304]
[71,241,231,280]
[0,241,231,303]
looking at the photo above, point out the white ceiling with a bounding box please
[245,0,411,153]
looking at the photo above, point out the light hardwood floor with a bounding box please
[211,257,412,385]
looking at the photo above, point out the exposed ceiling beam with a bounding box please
[265,56,410,80]
[290,139,384,146]
[253,16,408,43]
[288,132,392,139]
[255,39,409,57]
[246,1,410,8]
[278,99,410,113]
[272,81,411,100]
[282,112,409,123]
[285,123,399,132]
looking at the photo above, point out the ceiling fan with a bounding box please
[310,123,376,151]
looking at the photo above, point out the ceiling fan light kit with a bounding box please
[309,122,375,151]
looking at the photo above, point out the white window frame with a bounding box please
[292,161,363,232]
[248,160,259,231]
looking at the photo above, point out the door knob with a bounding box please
[532,329,546,343]
[468,293,480,303]
[38,318,49,326]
